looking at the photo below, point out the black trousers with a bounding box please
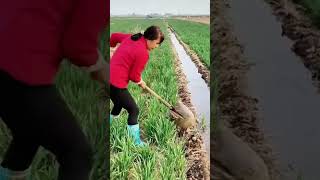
[0,70,92,180]
[110,84,139,125]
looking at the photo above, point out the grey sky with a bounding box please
[111,0,210,15]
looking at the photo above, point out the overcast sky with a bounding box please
[110,0,210,15]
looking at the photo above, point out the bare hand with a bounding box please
[110,44,120,58]
[138,79,146,89]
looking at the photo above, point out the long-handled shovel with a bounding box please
[143,85,196,129]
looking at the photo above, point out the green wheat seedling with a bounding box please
[167,19,210,67]
[110,18,189,179]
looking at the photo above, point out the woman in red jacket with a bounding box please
[110,25,164,146]
[0,0,108,179]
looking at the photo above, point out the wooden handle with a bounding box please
[143,85,173,109]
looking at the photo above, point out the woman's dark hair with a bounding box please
[131,26,164,44]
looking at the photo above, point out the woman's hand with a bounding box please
[137,79,146,89]
[110,44,120,58]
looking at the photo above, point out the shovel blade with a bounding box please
[171,100,196,129]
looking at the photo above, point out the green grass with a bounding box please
[110,18,188,179]
[292,0,320,27]
[0,44,107,179]
[167,19,210,67]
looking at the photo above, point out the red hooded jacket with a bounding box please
[110,33,149,88]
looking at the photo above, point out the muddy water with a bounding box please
[168,30,211,156]
[227,0,320,179]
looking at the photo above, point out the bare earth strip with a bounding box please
[174,16,210,25]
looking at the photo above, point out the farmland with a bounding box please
[110,18,187,179]
[174,16,210,25]
[167,19,210,68]
[110,18,210,179]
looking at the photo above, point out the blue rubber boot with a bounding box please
[0,166,31,180]
[127,124,145,146]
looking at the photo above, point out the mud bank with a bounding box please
[266,0,320,90]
